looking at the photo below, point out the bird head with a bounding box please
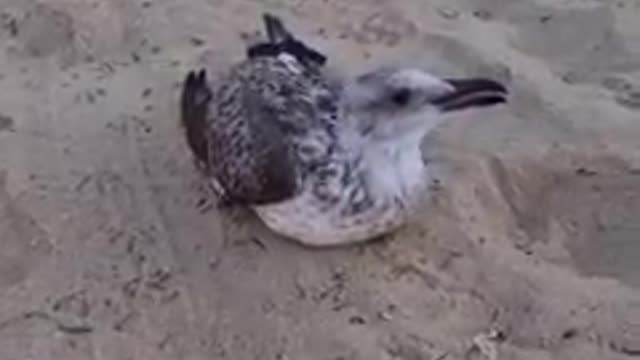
[342,67,508,141]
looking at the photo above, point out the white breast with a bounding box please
[363,131,429,206]
[252,132,430,247]
[253,190,405,247]
[249,118,434,247]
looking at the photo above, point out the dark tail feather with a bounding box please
[180,69,211,166]
[246,13,327,68]
[263,13,292,43]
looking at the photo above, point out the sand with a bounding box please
[0,0,639,359]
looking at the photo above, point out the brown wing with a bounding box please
[180,69,211,166]
[180,68,299,206]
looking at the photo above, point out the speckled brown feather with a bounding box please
[204,63,300,205]
[180,56,339,206]
[180,14,341,207]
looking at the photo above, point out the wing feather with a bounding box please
[180,67,299,206]
[210,87,299,205]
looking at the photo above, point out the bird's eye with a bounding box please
[390,88,411,107]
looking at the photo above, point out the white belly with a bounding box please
[252,155,431,247]
[253,131,433,247]
[253,190,406,247]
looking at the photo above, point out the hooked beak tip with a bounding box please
[432,78,509,112]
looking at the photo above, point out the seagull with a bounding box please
[180,13,508,247]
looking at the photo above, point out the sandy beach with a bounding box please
[0,0,639,359]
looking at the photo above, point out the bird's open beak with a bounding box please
[431,78,508,112]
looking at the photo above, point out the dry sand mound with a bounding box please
[0,0,638,359]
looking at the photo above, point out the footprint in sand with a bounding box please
[0,170,52,291]
[602,76,640,111]
[12,3,75,60]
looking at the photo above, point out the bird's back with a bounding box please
[183,55,342,206]
[214,57,334,141]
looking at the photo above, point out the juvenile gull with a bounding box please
[180,14,508,247]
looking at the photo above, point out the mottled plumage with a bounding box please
[180,14,508,247]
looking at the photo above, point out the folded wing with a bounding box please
[180,68,299,206]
